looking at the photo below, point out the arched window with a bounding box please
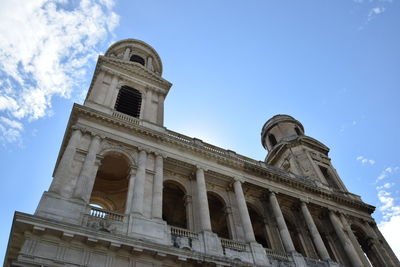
[207,192,231,239]
[130,55,145,66]
[89,153,130,213]
[163,181,187,229]
[248,204,270,248]
[114,86,142,118]
[268,134,277,147]
[295,127,301,136]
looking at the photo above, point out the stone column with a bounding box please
[73,135,102,202]
[268,191,296,252]
[131,149,147,215]
[144,89,153,121]
[195,166,212,231]
[50,128,82,195]
[300,201,330,260]
[328,210,363,267]
[340,214,371,267]
[106,76,118,107]
[124,168,136,214]
[233,178,256,243]
[151,154,164,219]
[184,195,194,230]
[123,47,131,60]
[157,94,164,125]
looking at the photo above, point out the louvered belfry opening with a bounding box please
[115,86,142,118]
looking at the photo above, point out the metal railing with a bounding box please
[89,206,124,222]
[220,238,246,251]
[170,226,198,238]
[265,248,289,261]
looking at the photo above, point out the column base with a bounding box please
[200,231,224,256]
[249,242,271,266]
[127,214,171,245]
[35,191,86,224]
[290,252,307,267]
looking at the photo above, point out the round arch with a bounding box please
[163,180,188,229]
[89,151,131,213]
[247,202,270,248]
[207,191,231,239]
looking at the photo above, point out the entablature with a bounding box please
[58,104,375,219]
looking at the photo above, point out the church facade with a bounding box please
[4,39,399,267]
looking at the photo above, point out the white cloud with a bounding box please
[376,182,395,190]
[379,215,400,259]
[356,155,375,165]
[368,7,386,20]
[377,166,399,181]
[0,0,119,143]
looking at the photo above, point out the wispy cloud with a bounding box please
[356,155,375,165]
[0,0,119,144]
[377,166,399,181]
[368,7,386,21]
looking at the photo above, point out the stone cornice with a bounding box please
[84,56,172,104]
[101,56,172,88]
[68,104,375,215]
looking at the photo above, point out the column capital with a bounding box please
[154,151,167,159]
[224,206,232,215]
[71,125,82,132]
[233,176,245,183]
[94,155,104,166]
[183,194,192,205]
[299,197,309,204]
[195,164,208,172]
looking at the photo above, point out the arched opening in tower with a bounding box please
[207,192,231,239]
[130,54,145,66]
[268,133,277,147]
[247,204,270,248]
[162,181,187,229]
[89,152,130,213]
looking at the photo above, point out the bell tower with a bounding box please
[85,39,168,126]
[35,39,172,224]
[261,115,348,191]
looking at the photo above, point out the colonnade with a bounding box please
[51,128,396,267]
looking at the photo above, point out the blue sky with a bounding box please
[1,0,399,260]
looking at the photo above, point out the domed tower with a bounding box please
[84,39,171,127]
[261,115,347,191]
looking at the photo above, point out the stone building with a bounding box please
[4,39,399,267]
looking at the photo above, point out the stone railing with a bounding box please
[112,110,140,125]
[170,226,198,239]
[89,206,124,222]
[265,248,289,261]
[304,257,329,267]
[220,238,247,252]
[165,130,317,187]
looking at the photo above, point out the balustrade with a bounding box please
[265,248,290,261]
[220,238,247,252]
[89,206,124,222]
[170,226,198,239]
